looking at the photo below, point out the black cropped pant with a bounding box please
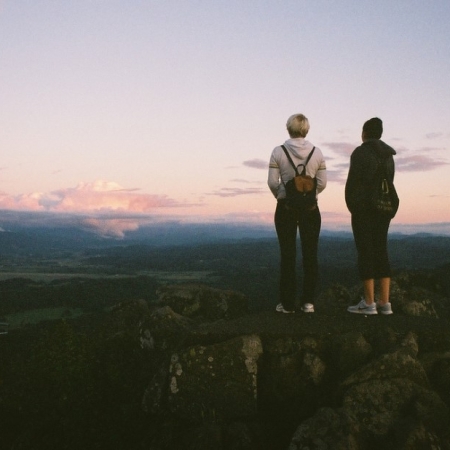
[275,200,321,311]
[351,211,391,280]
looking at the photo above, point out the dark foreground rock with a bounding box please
[137,281,450,450]
[1,279,450,449]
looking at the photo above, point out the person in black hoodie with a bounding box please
[345,117,396,315]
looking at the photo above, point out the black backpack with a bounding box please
[370,151,399,218]
[281,145,317,210]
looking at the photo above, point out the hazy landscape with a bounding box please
[1,223,450,326]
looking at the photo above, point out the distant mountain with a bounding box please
[0,223,278,255]
[122,222,277,244]
[1,222,450,259]
[0,227,109,257]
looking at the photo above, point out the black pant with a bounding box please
[275,200,321,311]
[351,211,391,280]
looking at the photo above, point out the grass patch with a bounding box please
[6,307,84,329]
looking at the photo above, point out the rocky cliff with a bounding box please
[2,274,450,450]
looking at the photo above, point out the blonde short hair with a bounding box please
[286,114,310,138]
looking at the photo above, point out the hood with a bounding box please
[364,139,396,159]
[283,138,315,158]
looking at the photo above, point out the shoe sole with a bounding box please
[376,302,393,315]
[347,308,378,315]
[276,305,295,314]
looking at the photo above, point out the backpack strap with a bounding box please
[371,148,389,178]
[281,145,316,176]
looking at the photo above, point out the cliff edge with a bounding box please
[1,275,450,450]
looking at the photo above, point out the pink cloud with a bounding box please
[0,180,187,238]
[0,180,179,213]
[0,192,46,211]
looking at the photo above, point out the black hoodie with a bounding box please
[345,139,396,215]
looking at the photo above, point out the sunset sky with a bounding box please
[1,1,449,237]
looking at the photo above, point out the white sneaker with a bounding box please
[376,301,393,315]
[301,303,314,313]
[276,303,295,314]
[347,299,378,315]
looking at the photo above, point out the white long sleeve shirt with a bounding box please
[268,138,327,200]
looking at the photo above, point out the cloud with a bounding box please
[0,180,188,238]
[322,142,449,178]
[321,142,356,157]
[0,210,154,239]
[396,154,449,172]
[425,132,444,140]
[325,169,347,184]
[243,159,267,170]
[230,178,264,184]
[208,187,266,197]
[0,180,179,213]
[80,217,141,237]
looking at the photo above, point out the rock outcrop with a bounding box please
[137,281,450,449]
[2,277,450,450]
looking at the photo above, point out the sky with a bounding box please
[1,0,450,238]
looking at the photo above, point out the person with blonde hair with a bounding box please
[286,113,311,138]
[268,114,327,313]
